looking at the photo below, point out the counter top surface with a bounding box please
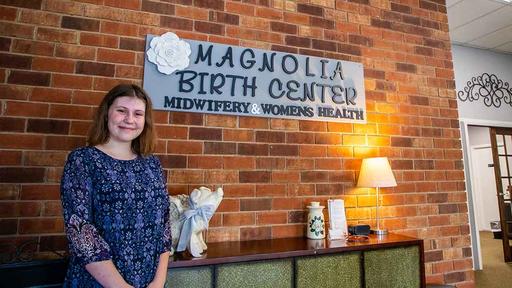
[170,233,422,268]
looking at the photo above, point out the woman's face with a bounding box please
[107,96,146,144]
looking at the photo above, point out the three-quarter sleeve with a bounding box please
[155,156,172,254]
[61,149,112,265]
[162,200,172,254]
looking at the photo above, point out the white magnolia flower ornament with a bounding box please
[146,32,191,75]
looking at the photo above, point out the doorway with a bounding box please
[489,127,512,262]
[463,123,512,271]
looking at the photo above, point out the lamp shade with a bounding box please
[357,157,397,188]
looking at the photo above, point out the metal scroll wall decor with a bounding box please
[457,73,512,108]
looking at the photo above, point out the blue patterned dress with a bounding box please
[60,147,171,287]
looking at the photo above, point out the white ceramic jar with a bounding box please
[307,201,325,239]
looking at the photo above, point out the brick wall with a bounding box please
[0,0,473,286]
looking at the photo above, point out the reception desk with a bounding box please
[167,233,425,288]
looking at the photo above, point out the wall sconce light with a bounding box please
[357,157,397,235]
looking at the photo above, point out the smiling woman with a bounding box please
[59,84,171,288]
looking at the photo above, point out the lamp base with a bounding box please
[371,229,388,235]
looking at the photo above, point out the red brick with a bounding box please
[32,57,75,73]
[317,183,345,195]
[240,226,271,241]
[20,184,60,200]
[45,135,85,150]
[0,37,11,51]
[51,74,92,90]
[271,224,304,238]
[80,32,119,48]
[93,77,135,92]
[24,151,67,166]
[0,53,32,69]
[161,16,193,30]
[55,44,95,60]
[204,170,238,184]
[205,114,237,128]
[301,171,329,183]
[115,65,142,79]
[97,48,135,64]
[223,212,255,226]
[188,156,222,169]
[19,218,64,234]
[0,167,45,183]
[0,117,25,132]
[8,71,50,87]
[239,171,270,183]
[240,198,272,211]
[286,132,314,144]
[226,2,254,16]
[36,27,77,43]
[297,3,323,16]
[189,127,222,140]
[42,201,62,217]
[0,134,43,149]
[104,0,140,10]
[0,219,18,235]
[256,184,286,197]
[119,37,145,52]
[210,11,239,25]
[27,119,69,135]
[300,145,326,157]
[223,156,254,169]
[167,140,202,154]
[142,0,175,16]
[194,0,223,10]
[0,202,41,217]
[257,211,287,225]
[223,129,254,142]
[76,61,115,77]
[101,21,139,37]
[238,143,269,156]
[195,20,224,35]
[239,117,268,129]
[1,0,42,9]
[270,144,298,156]
[0,22,34,39]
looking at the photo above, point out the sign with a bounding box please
[143,32,366,123]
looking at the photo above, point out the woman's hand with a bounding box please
[146,280,165,288]
[147,251,170,288]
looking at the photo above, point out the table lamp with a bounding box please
[357,157,397,235]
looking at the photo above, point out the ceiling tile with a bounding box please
[494,41,512,54]
[446,0,463,7]
[447,0,504,29]
[449,5,512,43]
[469,25,512,48]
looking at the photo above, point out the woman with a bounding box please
[60,84,171,287]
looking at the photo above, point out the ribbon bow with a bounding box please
[176,198,215,252]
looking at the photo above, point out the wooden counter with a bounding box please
[168,233,425,288]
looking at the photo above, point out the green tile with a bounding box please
[167,266,212,288]
[216,259,293,288]
[296,252,361,288]
[364,246,420,288]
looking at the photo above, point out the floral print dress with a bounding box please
[60,147,171,287]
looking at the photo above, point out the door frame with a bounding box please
[460,118,512,270]
[489,127,512,262]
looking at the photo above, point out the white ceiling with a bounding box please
[447,0,512,54]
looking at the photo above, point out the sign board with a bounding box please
[143,32,366,123]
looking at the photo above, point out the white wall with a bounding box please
[452,45,512,122]
[454,46,512,269]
